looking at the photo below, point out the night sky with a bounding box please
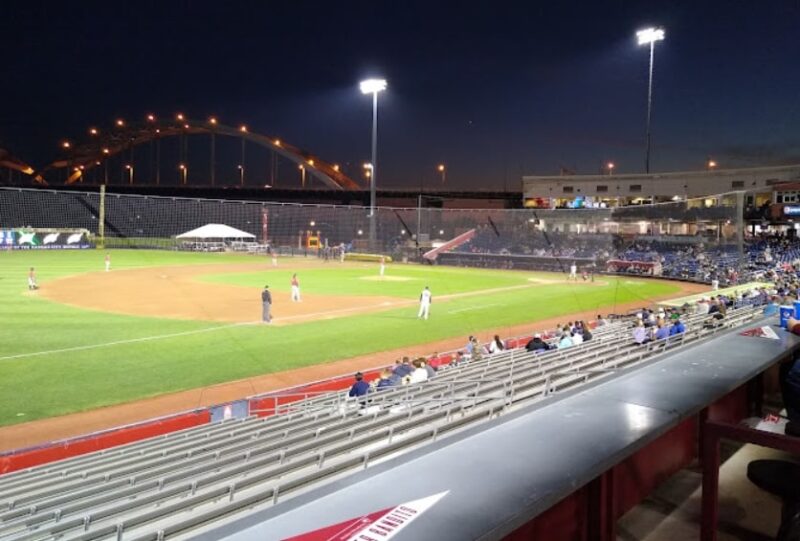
[1,1,799,190]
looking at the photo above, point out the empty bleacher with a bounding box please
[0,302,766,541]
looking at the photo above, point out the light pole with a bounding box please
[298,164,306,187]
[179,164,187,185]
[238,165,244,186]
[360,78,387,251]
[125,164,134,185]
[637,27,665,174]
[606,162,615,176]
[437,164,446,184]
[707,159,717,171]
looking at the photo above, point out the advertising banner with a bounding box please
[2,230,92,250]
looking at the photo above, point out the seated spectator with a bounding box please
[764,297,779,316]
[595,314,608,327]
[655,320,670,340]
[488,334,505,354]
[526,333,550,352]
[375,369,396,390]
[453,350,467,365]
[465,336,475,359]
[471,337,484,362]
[580,320,592,342]
[348,372,370,398]
[423,358,436,379]
[408,359,429,384]
[669,318,686,335]
[632,321,648,344]
[427,352,443,371]
[393,357,413,378]
[571,328,584,345]
[558,333,573,349]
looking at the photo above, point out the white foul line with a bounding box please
[0,322,258,362]
[447,303,502,314]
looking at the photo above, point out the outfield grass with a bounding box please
[0,250,680,428]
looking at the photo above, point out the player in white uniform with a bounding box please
[105,254,111,272]
[418,286,432,320]
[569,262,577,281]
[379,256,385,277]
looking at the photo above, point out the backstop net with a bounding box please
[0,187,748,284]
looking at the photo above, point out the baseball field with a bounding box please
[0,249,692,431]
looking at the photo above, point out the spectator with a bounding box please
[408,359,429,384]
[427,352,443,371]
[632,321,648,345]
[669,318,686,336]
[571,328,584,345]
[348,372,370,398]
[558,333,573,349]
[764,297,779,316]
[595,314,608,327]
[423,359,436,379]
[465,336,475,359]
[488,334,505,354]
[526,333,550,352]
[375,369,396,390]
[581,321,593,342]
[471,337,484,362]
[655,320,670,340]
[393,357,413,378]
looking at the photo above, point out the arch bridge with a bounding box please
[41,115,361,190]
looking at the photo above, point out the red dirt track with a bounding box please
[0,274,706,453]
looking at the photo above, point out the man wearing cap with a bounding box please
[348,372,370,398]
[261,285,272,324]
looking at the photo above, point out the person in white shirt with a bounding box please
[569,262,577,281]
[379,256,386,277]
[407,360,429,384]
[418,286,432,320]
[488,335,505,354]
[571,330,584,345]
[104,254,111,272]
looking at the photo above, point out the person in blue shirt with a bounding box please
[763,298,779,317]
[348,372,370,398]
[655,321,670,340]
[669,319,686,335]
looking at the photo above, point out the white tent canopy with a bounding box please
[176,223,255,240]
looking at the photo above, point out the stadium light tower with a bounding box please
[637,26,665,174]
[360,78,387,250]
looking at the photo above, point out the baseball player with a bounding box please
[569,262,578,281]
[28,267,38,290]
[291,273,301,302]
[270,247,278,267]
[418,286,432,320]
[104,254,111,272]
[379,256,385,277]
[339,243,346,263]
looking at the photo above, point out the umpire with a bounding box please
[262,285,272,324]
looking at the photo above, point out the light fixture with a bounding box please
[637,27,665,45]
[359,79,387,94]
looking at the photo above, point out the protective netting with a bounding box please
[0,187,747,284]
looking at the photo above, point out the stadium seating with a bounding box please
[0,300,766,541]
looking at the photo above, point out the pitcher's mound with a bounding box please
[360,275,415,282]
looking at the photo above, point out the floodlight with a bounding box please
[360,79,387,94]
[637,27,665,45]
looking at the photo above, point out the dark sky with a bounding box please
[2,1,799,190]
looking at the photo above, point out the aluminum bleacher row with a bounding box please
[0,303,765,541]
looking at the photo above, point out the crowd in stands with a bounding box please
[449,226,800,288]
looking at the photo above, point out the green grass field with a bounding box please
[0,250,681,428]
